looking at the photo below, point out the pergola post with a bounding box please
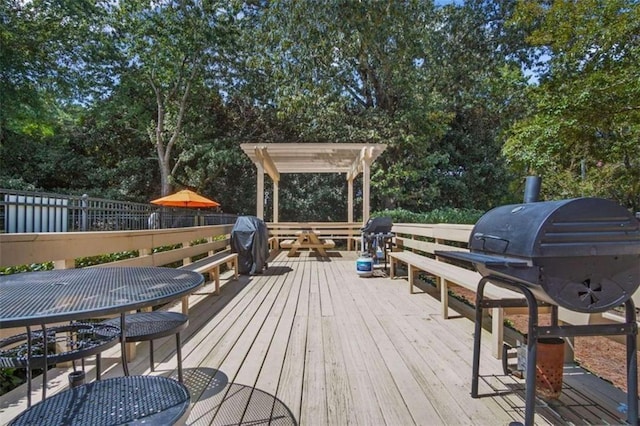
[256,163,264,219]
[273,180,279,223]
[362,159,370,223]
[347,177,354,223]
[347,177,354,250]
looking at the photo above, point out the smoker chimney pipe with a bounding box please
[523,176,541,203]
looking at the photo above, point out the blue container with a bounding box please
[356,254,374,277]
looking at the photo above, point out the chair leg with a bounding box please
[176,333,183,382]
[149,339,155,372]
[120,314,130,376]
[96,354,101,380]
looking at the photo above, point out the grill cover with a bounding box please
[450,198,640,313]
[231,216,269,275]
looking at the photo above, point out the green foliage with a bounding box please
[75,252,139,268]
[104,0,240,197]
[9,0,638,216]
[0,0,116,153]
[0,262,53,275]
[0,368,24,396]
[237,0,521,213]
[374,207,484,225]
[505,0,640,210]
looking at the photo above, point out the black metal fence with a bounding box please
[1,189,237,233]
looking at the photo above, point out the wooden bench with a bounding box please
[389,250,527,358]
[349,236,361,252]
[178,250,238,313]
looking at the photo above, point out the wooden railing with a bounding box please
[0,225,234,270]
[0,222,359,269]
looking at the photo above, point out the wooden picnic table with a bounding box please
[280,230,335,257]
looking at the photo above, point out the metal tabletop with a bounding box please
[0,267,205,328]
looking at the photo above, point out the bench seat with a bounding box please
[279,239,295,249]
[389,251,520,299]
[178,250,238,313]
[268,236,279,251]
[289,239,335,249]
[389,250,528,358]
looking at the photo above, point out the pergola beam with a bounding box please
[255,147,280,182]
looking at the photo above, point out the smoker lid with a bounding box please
[361,216,393,234]
[470,197,640,258]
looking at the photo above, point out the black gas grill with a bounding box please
[361,216,394,265]
[437,197,640,425]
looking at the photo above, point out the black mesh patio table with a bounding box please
[0,267,204,405]
[0,267,204,327]
[8,375,190,425]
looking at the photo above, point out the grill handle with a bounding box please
[473,233,510,254]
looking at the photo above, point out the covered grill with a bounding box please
[436,197,640,426]
[439,197,640,313]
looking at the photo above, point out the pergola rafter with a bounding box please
[240,143,387,223]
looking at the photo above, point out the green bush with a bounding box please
[0,262,53,275]
[373,207,484,224]
[76,251,139,268]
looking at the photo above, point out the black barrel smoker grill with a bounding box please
[437,198,640,425]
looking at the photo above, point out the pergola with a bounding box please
[240,143,387,223]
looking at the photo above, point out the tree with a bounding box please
[0,0,116,191]
[108,0,238,196]
[504,0,640,210]
[237,1,451,213]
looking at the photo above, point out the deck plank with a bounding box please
[324,259,387,425]
[300,290,328,425]
[336,258,504,425]
[187,269,283,424]
[272,256,309,421]
[334,258,430,424]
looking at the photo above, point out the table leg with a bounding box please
[26,326,32,407]
[41,324,48,401]
[176,333,183,382]
[120,313,130,376]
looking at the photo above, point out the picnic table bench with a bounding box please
[280,231,335,257]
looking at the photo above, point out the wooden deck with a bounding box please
[1,251,633,425]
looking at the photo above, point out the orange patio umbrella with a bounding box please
[151,189,220,208]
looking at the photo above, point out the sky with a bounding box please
[434,0,464,5]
